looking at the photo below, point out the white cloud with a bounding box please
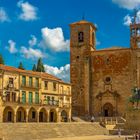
[41,27,69,52]
[17,0,38,21]
[44,64,70,82]
[123,10,140,26]
[28,35,37,47]
[123,14,132,26]
[112,0,140,10]
[20,46,45,59]
[0,7,10,22]
[6,40,18,53]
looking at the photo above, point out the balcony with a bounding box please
[20,82,41,90]
[42,99,59,106]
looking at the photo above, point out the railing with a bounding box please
[3,98,59,107]
[20,82,41,89]
[99,116,126,125]
[42,99,59,106]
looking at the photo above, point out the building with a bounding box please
[0,64,71,122]
[70,18,140,117]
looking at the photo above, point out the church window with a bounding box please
[76,56,79,59]
[78,32,84,42]
[104,76,112,84]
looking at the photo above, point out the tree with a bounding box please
[36,58,45,72]
[18,62,24,70]
[0,54,4,64]
[32,64,37,71]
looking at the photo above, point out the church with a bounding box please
[70,17,140,117]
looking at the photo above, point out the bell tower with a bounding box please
[70,20,97,116]
[130,10,140,49]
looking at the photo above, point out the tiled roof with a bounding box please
[0,64,64,82]
[70,20,97,29]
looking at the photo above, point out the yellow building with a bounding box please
[0,64,71,123]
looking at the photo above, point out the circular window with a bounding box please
[104,76,112,84]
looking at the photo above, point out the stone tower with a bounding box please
[70,20,97,116]
[130,11,140,49]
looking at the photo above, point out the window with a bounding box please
[32,111,36,119]
[78,32,84,42]
[44,81,48,90]
[9,78,13,84]
[22,91,26,103]
[60,86,63,94]
[29,92,33,104]
[12,92,16,102]
[29,77,32,87]
[47,96,50,101]
[22,76,26,86]
[53,83,57,91]
[35,78,39,87]
[52,96,54,101]
[67,87,70,95]
[35,92,39,104]
[6,92,10,102]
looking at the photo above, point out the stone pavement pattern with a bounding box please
[0,122,109,140]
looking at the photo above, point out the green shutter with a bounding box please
[35,92,39,104]
[29,77,32,87]
[22,76,26,86]
[29,92,33,103]
[22,91,26,103]
[36,78,39,87]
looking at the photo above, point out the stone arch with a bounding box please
[28,107,37,122]
[3,106,14,122]
[39,107,47,122]
[61,110,68,122]
[49,109,57,122]
[16,107,26,122]
[103,103,113,117]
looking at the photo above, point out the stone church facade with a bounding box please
[70,19,140,117]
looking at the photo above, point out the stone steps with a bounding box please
[0,122,109,140]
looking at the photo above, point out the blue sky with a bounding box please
[0,0,140,82]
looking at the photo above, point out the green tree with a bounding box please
[36,58,45,72]
[0,54,4,64]
[18,62,24,70]
[32,64,37,71]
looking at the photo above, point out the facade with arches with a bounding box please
[0,65,71,122]
[70,19,140,117]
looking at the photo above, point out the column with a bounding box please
[26,110,29,122]
[37,111,39,123]
[14,112,16,123]
[47,110,50,122]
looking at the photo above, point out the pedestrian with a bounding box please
[91,115,95,122]
[135,131,138,140]
[118,128,121,137]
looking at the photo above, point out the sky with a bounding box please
[0,0,140,82]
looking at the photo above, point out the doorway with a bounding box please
[103,103,113,117]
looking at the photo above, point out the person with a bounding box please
[118,128,121,137]
[91,115,95,122]
[135,131,138,140]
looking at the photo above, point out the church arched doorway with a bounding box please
[103,103,113,117]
